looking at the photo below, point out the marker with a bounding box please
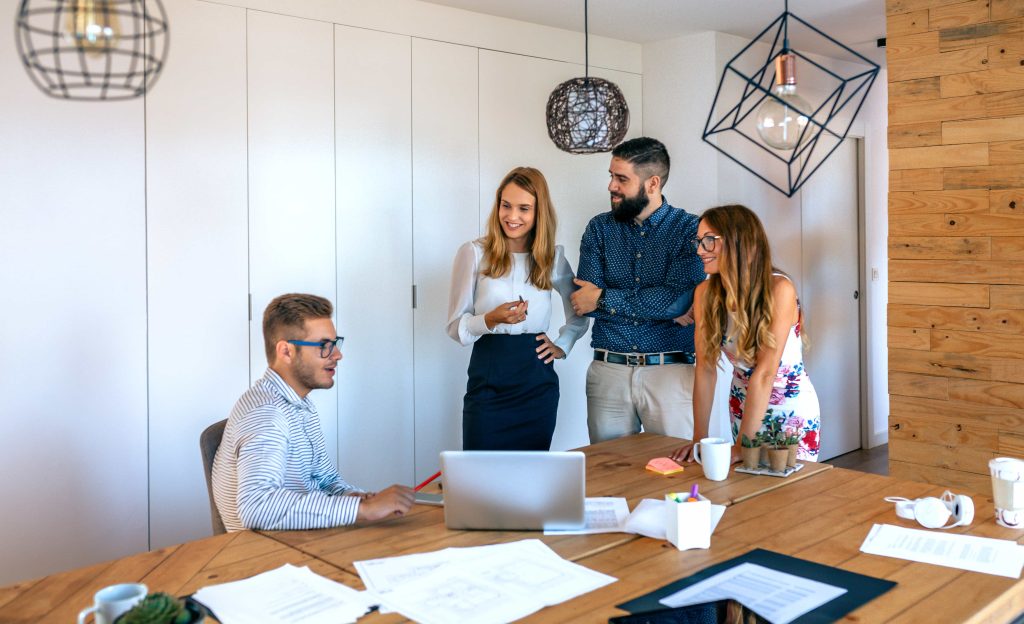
[414,470,442,492]
[687,483,699,502]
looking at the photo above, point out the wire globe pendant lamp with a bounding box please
[546,0,629,154]
[15,0,170,101]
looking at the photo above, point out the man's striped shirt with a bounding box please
[212,369,362,531]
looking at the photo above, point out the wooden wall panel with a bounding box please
[888,1,1024,490]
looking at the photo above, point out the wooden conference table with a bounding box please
[3,433,1023,623]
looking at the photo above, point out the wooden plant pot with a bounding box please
[786,444,799,468]
[741,446,761,470]
[759,445,768,467]
[767,447,789,473]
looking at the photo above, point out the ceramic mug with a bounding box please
[694,437,731,482]
[990,457,1024,529]
[77,583,147,624]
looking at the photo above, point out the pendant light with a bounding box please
[702,0,879,196]
[16,0,170,101]
[546,0,629,154]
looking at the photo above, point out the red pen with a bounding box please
[414,470,442,492]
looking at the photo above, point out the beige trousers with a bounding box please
[585,359,695,443]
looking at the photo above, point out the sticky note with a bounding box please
[646,457,685,475]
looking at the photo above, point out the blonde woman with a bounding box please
[670,204,820,465]
[447,167,589,450]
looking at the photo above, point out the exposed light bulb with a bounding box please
[67,0,120,55]
[756,53,811,151]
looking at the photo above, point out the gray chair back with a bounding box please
[200,419,228,535]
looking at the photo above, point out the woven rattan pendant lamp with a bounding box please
[545,0,629,154]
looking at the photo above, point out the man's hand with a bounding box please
[535,333,565,364]
[355,484,414,523]
[571,278,602,315]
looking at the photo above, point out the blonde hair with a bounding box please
[699,205,777,367]
[481,167,556,290]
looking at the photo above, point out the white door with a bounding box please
[800,139,862,460]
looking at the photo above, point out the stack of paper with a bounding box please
[543,497,631,535]
[192,564,374,624]
[354,539,616,624]
[860,523,1024,578]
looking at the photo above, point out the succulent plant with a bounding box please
[117,593,192,624]
[741,433,761,448]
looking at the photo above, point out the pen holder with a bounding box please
[665,494,711,551]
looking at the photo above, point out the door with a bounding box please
[799,138,862,460]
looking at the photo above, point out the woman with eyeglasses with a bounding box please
[670,204,820,465]
[447,167,589,450]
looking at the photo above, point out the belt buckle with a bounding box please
[626,354,643,367]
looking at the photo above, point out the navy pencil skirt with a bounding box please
[462,333,559,451]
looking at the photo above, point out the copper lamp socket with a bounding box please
[774,53,798,86]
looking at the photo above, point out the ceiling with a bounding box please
[420,0,887,65]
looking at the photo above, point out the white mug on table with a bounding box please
[77,583,147,624]
[693,437,731,481]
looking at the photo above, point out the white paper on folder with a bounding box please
[375,540,616,624]
[544,497,630,535]
[859,523,1024,578]
[192,564,373,624]
[659,562,847,624]
[623,498,726,540]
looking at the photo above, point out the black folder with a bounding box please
[616,548,896,623]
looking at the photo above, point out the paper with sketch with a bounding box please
[623,498,726,540]
[355,539,616,624]
[860,523,1024,578]
[192,563,373,624]
[544,497,630,535]
[659,562,846,624]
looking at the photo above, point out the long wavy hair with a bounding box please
[699,205,778,367]
[482,167,556,290]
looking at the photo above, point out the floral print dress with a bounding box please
[723,279,821,461]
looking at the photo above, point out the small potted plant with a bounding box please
[784,428,800,468]
[740,433,761,470]
[115,593,206,624]
[764,421,789,473]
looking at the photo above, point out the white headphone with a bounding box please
[885,491,974,529]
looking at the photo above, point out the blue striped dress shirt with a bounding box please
[577,198,705,354]
[212,369,362,531]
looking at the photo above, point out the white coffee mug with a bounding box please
[694,437,731,482]
[990,457,1024,529]
[77,583,147,624]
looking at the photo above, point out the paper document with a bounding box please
[623,498,726,540]
[192,564,373,624]
[544,497,630,535]
[355,539,616,624]
[860,523,1024,578]
[659,562,846,624]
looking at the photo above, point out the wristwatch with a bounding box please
[596,289,606,311]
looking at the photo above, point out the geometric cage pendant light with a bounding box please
[16,0,170,101]
[546,0,629,154]
[702,0,879,196]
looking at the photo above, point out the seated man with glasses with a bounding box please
[212,293,413,531]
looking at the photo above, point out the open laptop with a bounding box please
[439,450,586,531]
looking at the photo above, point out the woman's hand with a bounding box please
[484,299,528,329]
[673,305,695,326]
[535,333,565,364]
[670,443,698,463]
[730,443,743,464]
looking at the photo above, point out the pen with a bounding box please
[519,295,528,315]
[414,470,442,492]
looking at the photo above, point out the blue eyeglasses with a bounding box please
[287,336,344,358]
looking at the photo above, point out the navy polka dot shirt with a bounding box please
[576,198,705,354]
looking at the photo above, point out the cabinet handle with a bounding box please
[412,285,417,309]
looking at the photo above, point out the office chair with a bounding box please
[199,419,228,535]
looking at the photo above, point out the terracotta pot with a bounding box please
[767,447,789,473]
[741,446,760,470]
[786,444,798,468]
[759,445,768,467]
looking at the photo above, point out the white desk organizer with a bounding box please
[665,494,711,551]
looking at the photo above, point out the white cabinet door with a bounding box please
[412,39,479,481]
[478,50,643,451]
[0,5,148,584]
[335,25,415,489]
[147,0,249,547]
[247,11,338,457]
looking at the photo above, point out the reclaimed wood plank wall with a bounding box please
[887,0,1024,492]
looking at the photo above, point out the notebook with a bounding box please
[439,450,586,530]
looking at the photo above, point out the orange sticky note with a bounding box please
[646,457,685,475]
